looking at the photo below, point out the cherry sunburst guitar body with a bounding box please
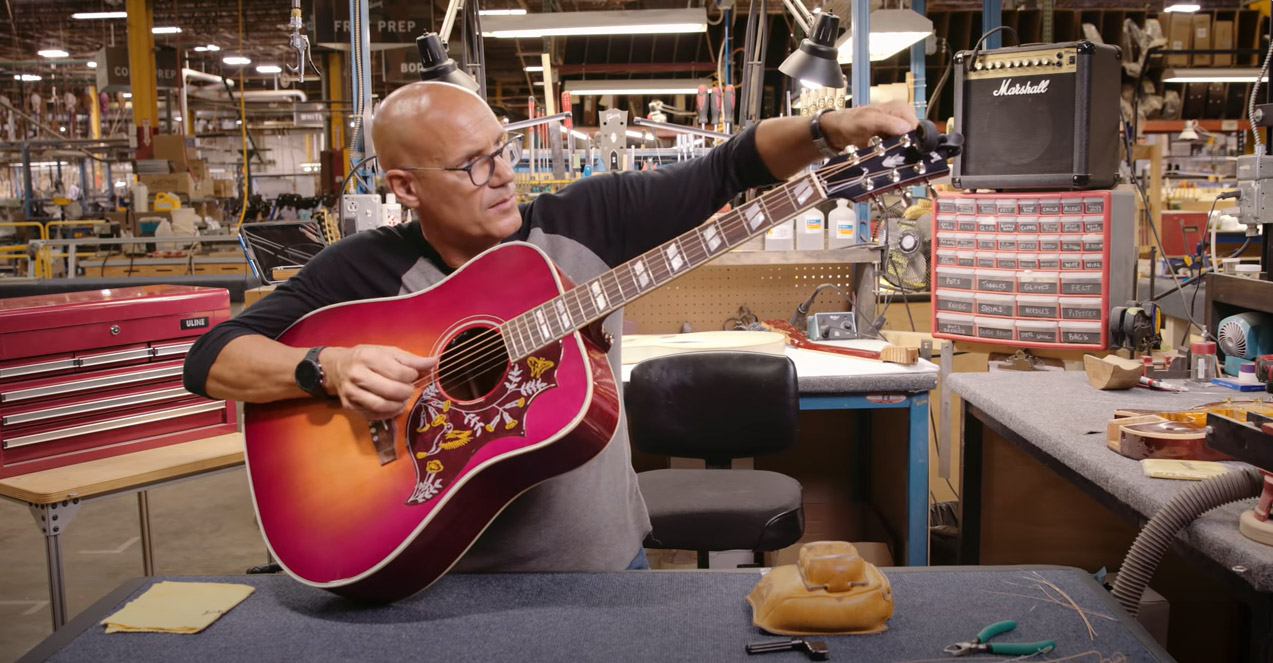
[245,242,619,603]
[243,120,962,603]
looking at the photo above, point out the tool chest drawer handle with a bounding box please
[0,358,78,380]
[4,401,227,449]
[0,365,185,403]
[152,342,195,358]
[2,387,192,426]
[76,347,155,368]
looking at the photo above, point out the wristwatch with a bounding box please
[294,346,330,400]
[809,108,844,159]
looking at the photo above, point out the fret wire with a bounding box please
[605,270,625,305]
[689,225,712,260]
[627,261,645,296]
[608,266,633,303]
[511,315,527,355]
[503,319,522,359]
[562,289,585,330]
[710,217,731,251]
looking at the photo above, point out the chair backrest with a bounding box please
[625,351,799,464]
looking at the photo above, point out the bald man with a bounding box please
[184,82,916,573]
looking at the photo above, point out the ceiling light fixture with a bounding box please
[479,9,527,16]
[223,56,252,66]
[525,65,544,72]
[87,61,98,68]
[1163,3,1201,12]
[38,49,70,58]
[563,78,710,96]
[836,9,934,63]
[780,12,847,89]
[482,8,707,38]
[152,26,183,34]
[415,32,480,91]
[256,65,283,74]
[72,11,127,19]
[1162,67,1268,83]
[13,74,42,82]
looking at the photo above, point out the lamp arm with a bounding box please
[780,0,812,35]
[439,0,466,48]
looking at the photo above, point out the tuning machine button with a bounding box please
[863,177,875,192]
[914,161,927,175]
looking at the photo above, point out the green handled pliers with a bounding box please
[944,620,1055,657]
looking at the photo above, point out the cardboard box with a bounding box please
[1163,13,1193,66]
[213,179,237,198]
[187,159,208,181]
[1214,21,1234,66]
[153,134,196,168]
[1192,14,1212,66]
[139,172,196,196]
[244,285,277,308]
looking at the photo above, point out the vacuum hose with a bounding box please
[1111,468,1263,617]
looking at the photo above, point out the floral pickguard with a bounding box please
[404,342,562,505]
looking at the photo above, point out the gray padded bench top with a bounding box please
[950,371,1273,593]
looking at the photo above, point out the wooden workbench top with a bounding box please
[0,432,244,505]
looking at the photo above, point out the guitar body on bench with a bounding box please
[245,243,619,603]
[244,120,962,603]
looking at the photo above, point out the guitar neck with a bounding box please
[501,173,829,360]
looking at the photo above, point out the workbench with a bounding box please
[950,371,1273,661]
[18,566,1171,663]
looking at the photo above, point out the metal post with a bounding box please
[29,500,81,630]
[938,340,953,480]
[138,491,155,575]
[910,0,927,120]
[982,0,1002,49]
[21,143,34,219]
[851,0,871,240]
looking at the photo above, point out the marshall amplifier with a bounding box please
[951,41,1121,191]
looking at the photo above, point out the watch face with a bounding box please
[296,360,321,391]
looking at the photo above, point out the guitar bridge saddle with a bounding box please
[370,420,399,465]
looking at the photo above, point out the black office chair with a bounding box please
[626,351,804,568]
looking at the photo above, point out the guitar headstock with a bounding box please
[817,120,963,202]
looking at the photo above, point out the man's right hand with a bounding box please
[320,345,437,421]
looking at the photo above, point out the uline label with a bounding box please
[180,317,209,330]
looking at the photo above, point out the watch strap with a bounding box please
[809,108,843,159]
[298,345,330,400]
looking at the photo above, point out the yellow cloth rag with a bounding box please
[101,581,255,634]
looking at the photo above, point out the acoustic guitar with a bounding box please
[244,122,963,603]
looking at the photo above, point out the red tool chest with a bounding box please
[0,285,236,478]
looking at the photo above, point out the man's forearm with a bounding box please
[203,335,312,403]
[753,103,919,181]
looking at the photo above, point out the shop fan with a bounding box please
[879,203,933,293]
[1216,312,1273,375]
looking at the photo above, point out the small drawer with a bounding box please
[937,313,976,336]
[937,234,958,249]
[996,199,1018,215]
[936,267,975,290]
[1016,235,1040,252]
[1082,253,1104,271]
[1039,200,1062,215]
[957,215,978,231]
[935,289,975,314]
[1060,296,1103,320]
[1083,216,1105,233]
[1018,199,1039,215]
[1061,237,1084,253]
[936,199,957,213]
[956,200,976,215]
[936,215,958,232]
[1082,234,1103,252]
[975,293,1015,317]
[976,200,998,215]
[995,252,1019,269]
[1017,295,1059,319]
[1061,199,1085,215]
[954,233,976,249]
[936,248,958,266]
[1018,256,1040,270]
[996,235,1018,251]
[1060,272,1103,295]
[1060,216,1084,234]
[976,236,998,251]
[997,217,1018,233]
[975,316,1015,341]
[1038,254,1061,270]
[1060,321,1104,345]
[1084,196,1105,214]
[1017,320,1060,344]
[974,251,996,268]
[1061,255,1084,271]
[1017,217,1040,233]
[1038,235,1061,252]
[975,269,1016,293]
[977,217,998,233]
[1039,217,1061,233]
[1017,271,1059,295]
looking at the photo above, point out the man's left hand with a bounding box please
[823,102,919,152]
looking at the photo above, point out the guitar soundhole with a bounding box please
[437,326,509,402]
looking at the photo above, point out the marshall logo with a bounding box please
[180,317,210,330]
[993,78,1050,97]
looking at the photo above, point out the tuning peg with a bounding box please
[868,136,883,148]
[898,134,912,148]
[862,177,875,192]
[890,169,902,184]
[913,161,927,175]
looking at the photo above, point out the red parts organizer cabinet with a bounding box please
[931,190,1135,350]
[0,285,236,478]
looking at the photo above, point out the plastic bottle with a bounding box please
[796,207,825,250]
[1191,341,1218,383]
[827,199,856,249]
[764,220,794,251]
[132,180,149,213]
[382,193,403,226]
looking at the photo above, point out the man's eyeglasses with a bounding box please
[398,137,522,187]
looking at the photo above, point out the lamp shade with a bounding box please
[415,32,480,92]
[779,12,847,89]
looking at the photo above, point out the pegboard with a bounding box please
[622,263,858,334]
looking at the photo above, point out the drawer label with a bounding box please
[180,317,210,330]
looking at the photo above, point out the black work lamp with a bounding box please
[779,12,847,89]
[415,32,480,92]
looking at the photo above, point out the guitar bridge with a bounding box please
[370,420,398,465]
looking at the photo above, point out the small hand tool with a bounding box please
[746,637,829,660]
[944,620,1055,657]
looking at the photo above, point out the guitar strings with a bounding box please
[423,148,908,390]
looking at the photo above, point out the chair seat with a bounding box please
[639,469,804,552]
